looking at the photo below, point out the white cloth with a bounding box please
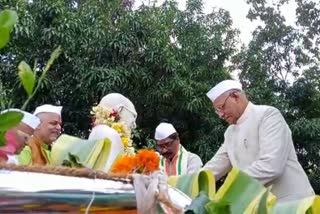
[1,108,40,129]
[206,79,242,102]
[133,172,185,214]
[187,153,203,174]
[133,173,160,214]
[88,124,124,172]
[203,102,314,202]
[155,123,177,140]
[7,155,19,164]
[33,104,62,116]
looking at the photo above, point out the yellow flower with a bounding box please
[91,105,135,154]
[121,137,130,147]
[112,123,126,135]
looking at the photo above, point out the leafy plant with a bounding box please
[0,9,17,49]
[0,8,61,146]
[0,9,22,145]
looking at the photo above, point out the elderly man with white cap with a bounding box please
[0,109,40,163]
[18,104,62,165]
[203,79,314,202]
[155,122,203,176]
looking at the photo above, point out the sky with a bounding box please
[134,0,299,80]
[134,0,298,45]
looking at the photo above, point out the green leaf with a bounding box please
[205,200,231,214]
[68,153,84,167]
[18,61,36,97]
[257,190,269,214]
[213,168,272,213]
[0,131,6,146]
[0,9,18,30]
[0,27,9,49]
[198,170,210,194]
[43,46,62,74]
[0,111,23,131]
[185,191,210,214]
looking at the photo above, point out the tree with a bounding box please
[0,0,238,161]
[233,0,320,193]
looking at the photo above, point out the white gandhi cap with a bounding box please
[154,122,177,141]
[33,104,62,116]
[206,79,242,102]
[1,108,40,129]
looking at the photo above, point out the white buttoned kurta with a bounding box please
[203,102,314,202]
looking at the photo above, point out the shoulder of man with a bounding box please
[252,104,291,132]
[187,151,203,163]
[17,146,32,165]
[254,104,285,120]
[224,104,284,134]
[253,103,280,113]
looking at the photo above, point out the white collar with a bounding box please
[236,102,253,125]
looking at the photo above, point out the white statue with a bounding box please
[88,93,138,171]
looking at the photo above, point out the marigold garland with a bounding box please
[111,149,160,175]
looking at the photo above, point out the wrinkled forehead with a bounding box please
[37,112,62,123]
[157,137,174,145]
[18,123,34,135]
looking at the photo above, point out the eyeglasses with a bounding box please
[214,92,232,115]
[156,138,177,152]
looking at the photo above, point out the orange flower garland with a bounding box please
[111,149,160,175]
[110,155,137,174]
[136,149,160,174]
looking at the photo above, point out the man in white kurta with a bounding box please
[155,122,203,176]
[203,79,314,202]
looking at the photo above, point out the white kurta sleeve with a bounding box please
[202,142,232,180]
[243,107,291,185]
[187,153,203,174]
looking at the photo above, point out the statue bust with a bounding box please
[98,93,137,132]
[88,93,137,171]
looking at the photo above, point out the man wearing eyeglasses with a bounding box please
[202,79,314,202]
[155,122,203,176]
[0,109,40,164]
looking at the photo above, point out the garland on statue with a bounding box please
[91,105,135,155]
[90,105,160,175]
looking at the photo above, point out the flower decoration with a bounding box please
[111,149,160,175]
[91,105,120,127]
[110,155,137,174]
[91,105,134,155]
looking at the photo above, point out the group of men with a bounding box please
[154,79,314,202]
[0,104,62,165]
[0,79,315,202]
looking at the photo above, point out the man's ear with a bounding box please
[231,90,241,99]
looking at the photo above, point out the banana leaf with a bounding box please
[257,189,270,214]
[271,195,320,214]
[206,168,276,214]
[51,134,111,170]
[168,170,215,200]
[185,191,211,214]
